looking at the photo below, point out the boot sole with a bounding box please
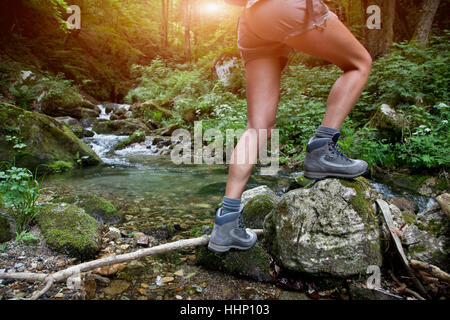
[207,241,256,253]
[304,170,366,180]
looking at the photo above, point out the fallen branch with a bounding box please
[410,259,450,283]
[376,199,430,299]
[388,270,425,300]
[0,229,264,300]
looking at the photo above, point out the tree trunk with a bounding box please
[363,0,396,58]
[411,0,440,44]
[161,0,169,49]
[184,0,191,62]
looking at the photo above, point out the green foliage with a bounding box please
[15,230,38,245]
[0,164,42,232]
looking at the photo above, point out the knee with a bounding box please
[342,50,372,78]
[246,122,275,139]
[359,51,372,77]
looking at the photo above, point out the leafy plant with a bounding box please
[15,230,39,245]
[0,164,43,232]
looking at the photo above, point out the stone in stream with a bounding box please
[389,197,418,214]
[36,203,102,260]
[436,193,450,218]
[0,103,102,173]
[114,130,146,150]
[240,185,281,229]
[264,177,383,277]
[56,194,123,225]
[92,119,152,135]
[402,203,449,270]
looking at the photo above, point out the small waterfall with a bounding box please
[215,57,238,86]
[97,104,113,120]
[82,105,173,165]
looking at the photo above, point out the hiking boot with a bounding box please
[304,132,368,179]
[207,205,257,253]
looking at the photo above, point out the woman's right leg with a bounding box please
[207,56,282,253]
[224,56,283,199]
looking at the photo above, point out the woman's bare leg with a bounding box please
[224,56,282,199]
[282,14,372,129]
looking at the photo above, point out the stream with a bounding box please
[40,104,437,299]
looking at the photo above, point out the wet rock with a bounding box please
[348,283,403,300]
[105,227,121,240]
[390,197,418,214]
[241,185,281,207]
[0,212,15,243]
[114,130,146,150]
[436,193,450,218]
[403,205,449,270]
[242,195,277,229]
[36,203,102,260]
[92,119,151,135]
[57,194,122,225]
[103,280,130,296]
[264,177,383,277]
[195,243,273,282]
[125,260,145,276]
[0,103,102,173]
[152,123,180,137]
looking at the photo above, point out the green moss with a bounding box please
[43,160,74,174]
[340,177,376,227]
[242,195,275,229]
[36,203,101,260]
[114,130,146,150]
[195,243,273,282]
[401,211,417,225]
[57,194,122,225]
[294,174,313,188]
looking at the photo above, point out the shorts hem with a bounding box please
[280,11,337,43]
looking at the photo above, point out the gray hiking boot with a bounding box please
[207,205,257,253]
[304,132,368,179]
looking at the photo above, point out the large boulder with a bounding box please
[36,203,102,260]
[0,103,102,173]
[40,89,100,119]
[264,177,383,277]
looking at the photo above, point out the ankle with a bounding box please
[221,196,241,216]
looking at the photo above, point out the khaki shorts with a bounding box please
[236,0,337,71]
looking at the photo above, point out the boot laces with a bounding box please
[329,141,352,163]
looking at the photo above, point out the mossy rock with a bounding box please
[36,203,101,260]
[92,119,151,135]
[369,104,406,141]
[242,195,276,229]
[0,212,16,243]
[195,242,273,282]
[42,161,74,174]
[56,194,122,225]
[264,177,382,277]
[0,103,102,174]
[114,130,146,150]
[41,89,100,119]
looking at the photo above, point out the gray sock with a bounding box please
[314,125,340,140]
[220,196,241,216]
